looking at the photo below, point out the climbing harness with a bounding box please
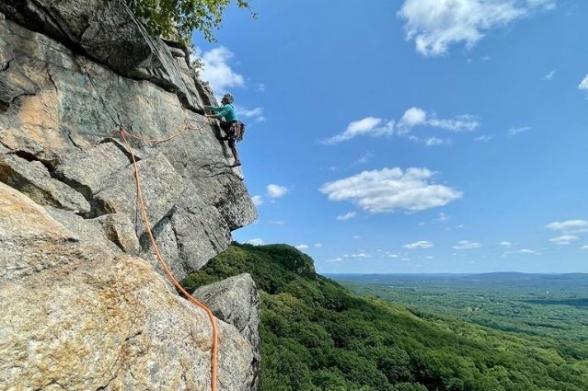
[117,127,220,391]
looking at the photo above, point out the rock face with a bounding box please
[194,274,262,389]
[0,1,259,389]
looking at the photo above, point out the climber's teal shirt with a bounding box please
[209,103,237,122]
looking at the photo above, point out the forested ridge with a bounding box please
[183,243,588,391]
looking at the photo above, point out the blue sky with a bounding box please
[192,0,588,274]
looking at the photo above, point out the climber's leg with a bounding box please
[229,139,241,166]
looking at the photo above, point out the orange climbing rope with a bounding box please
[118,122,198,145]
[118,128,219,391]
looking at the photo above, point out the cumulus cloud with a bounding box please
[398,107,427,131]
[324,117,395,144]
[546,219,588,234]
[197,47,245,95]
[398,107,479,134]
[500,241,513,247]
[398,0,557,56]
[236,105,265,122]
[320,168,462,213]
[503,248,539,256]
[267,184,288,198]
[424,137,450,147]
[324,108,478,145]
[579,75,588,91]
[246,238,265,246]
[343,252,371,258]
[251,195,263,206]
[337,211,357,221]
[549,235,579,246]
[508,126,532,136]
[474,135,494,142]
[404,240,434,249]
[296,244,310,250]
[453,240,481,250]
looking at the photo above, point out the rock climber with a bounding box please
[205,93,242,167]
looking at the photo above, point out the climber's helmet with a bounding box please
[221,93,234,104]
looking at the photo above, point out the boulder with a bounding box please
[194,274,261,390]
[193,274,261,351]
[0,182,257,390]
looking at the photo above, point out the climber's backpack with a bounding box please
[229,121,246,142]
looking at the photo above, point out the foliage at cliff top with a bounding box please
[126,0,251,42]
[184,243,588,391]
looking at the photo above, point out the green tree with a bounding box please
[126,0,252,42]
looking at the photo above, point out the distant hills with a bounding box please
[184,243,588,391]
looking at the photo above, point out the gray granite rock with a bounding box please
[0,3,259,389]
[193,273,261,356]
[194,274,261,390]
[0,183,255,390]
[0,152,91,214]
[0,0,206,112]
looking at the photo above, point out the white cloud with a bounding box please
[296,244,310,250]
[354,152,374,165]
[508,126,532,136]
[500,241,513,247]
[246,238,265,246]
[428,115,480,132]
[408,135,453,147]
[437,212,450,222]
[398,107,427,131]
[581,245,588,250]
[544,70,556,80]
[385,251,400,258]
[197,47,245,95]
[579,75,588,91]
[324,108,479,145]
[398,0,557,56]
[314,243,323,248]
[327,257,344,263]
[336,211,357,221]
[546,219,588,234]
[324,117,395,144]
[453,240,481,250]
[515,249,537,254]
[267,184,288,198]
[404,240,434,249]
[267,220,286,225]
[504,248,539,256]
[423,137,451,147]
[343,252,371,258]
[352,235,362,240]
[251,195,263,206]
[320,167,462,213]
[398,107,479,134]
[549,235,579,246]
[474,135,494,142]
[236,105,265,122]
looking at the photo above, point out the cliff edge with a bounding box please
[0,1,259,389]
